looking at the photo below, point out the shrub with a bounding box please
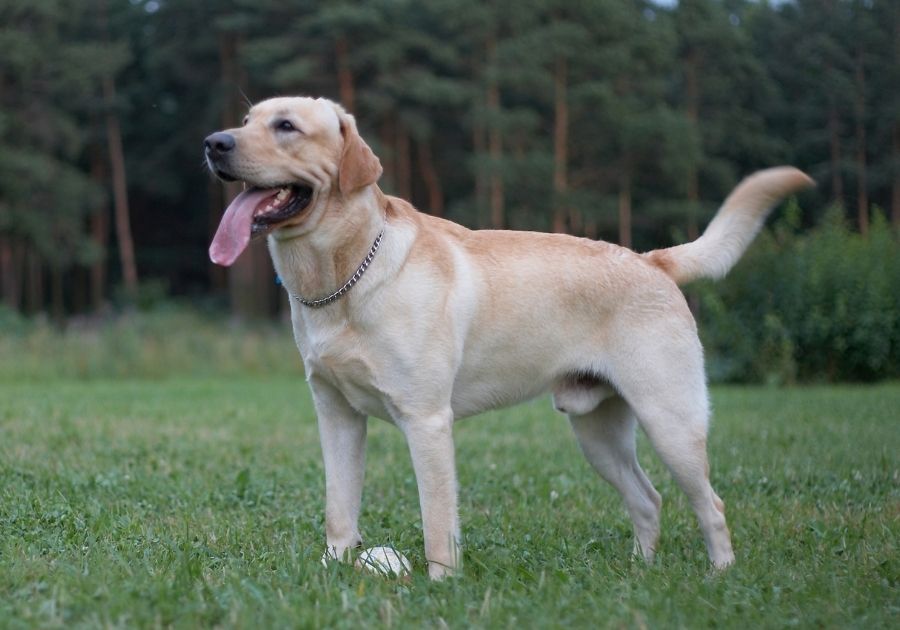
[698,205,900,383]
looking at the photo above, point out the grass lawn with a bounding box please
[1,377,897,628]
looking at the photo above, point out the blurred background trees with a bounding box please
[0,0,897,329]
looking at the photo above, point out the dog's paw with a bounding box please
[320,543,357,567]
[711,551,735,571]
[426,561,460,581]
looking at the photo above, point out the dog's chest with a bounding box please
[296,321,393,419]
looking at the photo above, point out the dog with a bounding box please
[204,96,812,579]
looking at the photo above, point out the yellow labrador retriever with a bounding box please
[204,96,812,579]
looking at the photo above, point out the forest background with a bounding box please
[1,0,898,383]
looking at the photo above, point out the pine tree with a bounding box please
[0,0,121,315]
[672,0,781,238]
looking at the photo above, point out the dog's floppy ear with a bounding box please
[335,106,382,194]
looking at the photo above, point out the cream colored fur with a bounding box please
[207,96,813,579]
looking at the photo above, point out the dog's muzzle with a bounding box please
[204,132,238,181]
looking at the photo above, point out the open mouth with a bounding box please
[249,184,314,236]
[209,182,315,267]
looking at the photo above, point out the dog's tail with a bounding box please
[643,167,814,285]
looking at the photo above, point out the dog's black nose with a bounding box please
[204,132,235,156]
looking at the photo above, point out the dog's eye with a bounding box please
[275,119,299,133]
[242,115,249,126]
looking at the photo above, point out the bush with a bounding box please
[698,205,900,383]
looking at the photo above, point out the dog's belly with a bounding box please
[446,310,611,418]
[449,344,564,419]
[449,374,551,419]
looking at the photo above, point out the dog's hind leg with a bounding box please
[633,397,734,568]
[568,396,662,561]
[611,335,735,568]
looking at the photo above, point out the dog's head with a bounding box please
[204,96,382,266]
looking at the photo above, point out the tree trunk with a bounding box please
[335,35,355,110]
[102,74,139,295]
[380,116,395,192]
[417,139,444,216]
[569,206,582,235]
[472,109,487,225]
[0,236,22,310]
[395,123,412,202]
[618,168,632,249]
[0,238,11,307]
[486,36,504,229]
[552,55,569,233]
[853,50,868,236]
[684,49,702,315]
[893,11,900,229]
[25,245,43,314]
[51,264,64,324]
[73,267,87,314]
[827,96,844,208]
[686,172,700,241]
[892,121,900,229]
[90,147,109,311]
[685,49,701,241]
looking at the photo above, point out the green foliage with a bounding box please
[0,379,896,626]
[699,205,900,383]
[0,0,120,266]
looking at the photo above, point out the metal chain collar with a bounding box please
[287,228,384,308]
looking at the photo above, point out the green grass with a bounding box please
[1,376,898,628]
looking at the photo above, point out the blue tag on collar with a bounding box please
[274,274,283,286]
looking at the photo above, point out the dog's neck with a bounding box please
[268,186,387,306]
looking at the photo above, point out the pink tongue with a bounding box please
[209,188,278,266]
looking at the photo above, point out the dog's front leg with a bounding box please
[400,409,461,580]
[311,379,367,562]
